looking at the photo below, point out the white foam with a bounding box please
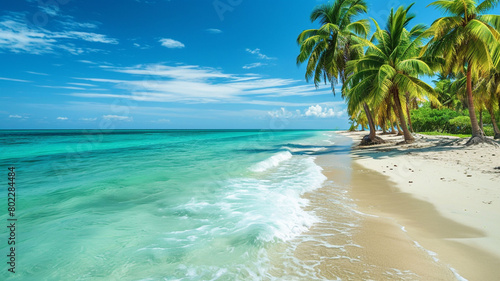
[413,241,469,281]
[249,151,293,172]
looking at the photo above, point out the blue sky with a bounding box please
[1,0,498,129]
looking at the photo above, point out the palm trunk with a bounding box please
[363,103,376,140]
[405,92,414,133]
[489,108,500,139]
[479,109,484,131]
[391,123,397,134]
[397,122,403,135]
[466,65,483,137]
[381,119,387,134]
[393,88,414,143]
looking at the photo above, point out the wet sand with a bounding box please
[325,132,500,280]
[269,132,500,280]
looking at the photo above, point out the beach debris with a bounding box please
[495,167,500,170]
[394,165,397,167]
[493,154,496,156]
[440,177,445,180]
[467,175,472,177]
[483,201,493,205]
[409,181,413,183]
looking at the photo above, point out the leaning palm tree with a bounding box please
[422,0,500,145]
[297,0,381,143]
[297,0,369,89]
[344,4,436,143]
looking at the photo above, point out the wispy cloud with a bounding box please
[39,85,85,90]
[9,115,23,118]
[159,38,185,49]
[206,28,222,34]
[0,12,118,55]
[0,77,31,83]
[103,115,133,121]
[26,71,48,76]
[80,117,97,121]
[57,117,68,120]
[71,63,335,104]
[243,62,266,69]
[68,82,96,87]
[246,48,275,60]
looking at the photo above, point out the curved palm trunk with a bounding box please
[479,109,484,131]
[489,108,500,139]
[405,92,414,133]
[393,88,414,143]
[466,66,484,137]
[363,102,376,140]
[381,119,387,134]
[397,122,403,135]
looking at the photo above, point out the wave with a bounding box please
[249,151,293,172]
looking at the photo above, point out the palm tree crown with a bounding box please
[422,0,500,141]
[344,4,436,143]
[297,0,369,94]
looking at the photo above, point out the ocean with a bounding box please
[0,130,350,280]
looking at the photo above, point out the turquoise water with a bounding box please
[0,130,341,280]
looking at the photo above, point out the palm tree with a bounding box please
[479,70,500,139]
[422,0,500,145]
[344,4,436,143]
[296,0,381,143]
[297,0,369,88]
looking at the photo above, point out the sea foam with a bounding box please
[249,151,293,172]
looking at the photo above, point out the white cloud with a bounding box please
[268,108,301,119]
[246,48,275,60]
[26,71,48,76]
[0,13,118,55]
[68,82,96,87]
[102,115,132,121]
[9,115,22,118]
[57,117,68,120]
[206,28,222,34]
[39,85,85,90]
[243,62,266,69]
[77,60,96,64]
[0,77,31,83]
[304,105,346,118]
[267,105,346,119]
[159,38,185,49]
[52,31,118,44]
[72,63,335,104]
[80,117,97,121]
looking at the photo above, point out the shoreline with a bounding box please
[336,130,500,280]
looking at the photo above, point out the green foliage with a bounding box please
[412,105,499,136]
[448,116,473,134]
[483,126,495,137]
[410,105,463,132]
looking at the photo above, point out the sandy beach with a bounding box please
[334,131,500,280]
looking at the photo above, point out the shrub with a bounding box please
[411,105,462,132]
[448,116,471,134]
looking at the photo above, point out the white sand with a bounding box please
[339,131,500,279]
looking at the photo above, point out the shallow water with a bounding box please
[0,130,342,280]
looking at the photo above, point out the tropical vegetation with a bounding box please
[297,0,500,145]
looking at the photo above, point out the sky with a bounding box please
[1,0,499,130]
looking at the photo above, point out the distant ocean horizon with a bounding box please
[0,129,348,280]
